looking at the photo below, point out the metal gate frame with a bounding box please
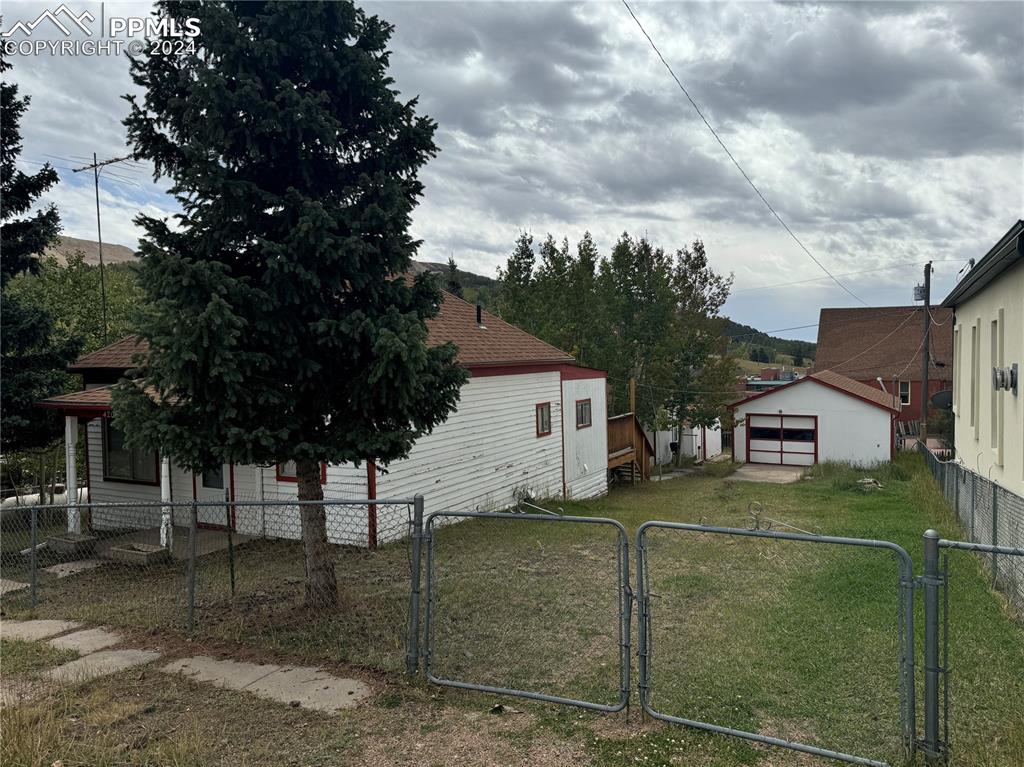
[635,521,916,767]
[422,510,632,712]
[925,533,1024,763]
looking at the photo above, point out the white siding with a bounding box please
[561,377,609,499]
[377,371,564,516]
[86,370,572,543]
[85,418,162,530]
[679,421,723,460]
[951,262,1024,496]
[734,382,891,466]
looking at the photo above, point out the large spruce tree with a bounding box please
[115,1,466,607]
[0,57,82,453]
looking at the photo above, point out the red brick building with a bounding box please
[811,306,954,422]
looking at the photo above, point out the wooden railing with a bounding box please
[607,412,652,481]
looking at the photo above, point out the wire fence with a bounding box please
[918,444,1024,612]
[637,522,913,766]
[0,496,420,673]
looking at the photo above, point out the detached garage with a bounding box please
[730,370,898,466]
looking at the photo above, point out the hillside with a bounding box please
[44,235,137,266]
[724,318,816,360]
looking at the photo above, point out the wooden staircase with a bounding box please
[607,413,653,484]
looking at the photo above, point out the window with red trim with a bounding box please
[276,461,327,483]
[575,398,592,429]
[536,402,552,437]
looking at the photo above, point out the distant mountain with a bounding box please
[723,318,816,360]
[44,236,137,266]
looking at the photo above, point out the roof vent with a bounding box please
[476,304,486,329]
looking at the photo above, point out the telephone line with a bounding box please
[621,0,868,307]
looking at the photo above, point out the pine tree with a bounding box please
[0,56,82,453]
[115,1,466,608]
[446,256,463,298]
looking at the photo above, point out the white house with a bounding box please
[730,370,898,467]
[678,421,723,462]
[942,220,1023,496]
[38,292,609,546]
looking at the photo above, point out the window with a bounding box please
[953,326,960,412]
[782,428,815,442]
[202,464,225,490]
[536,402,552,437]
[103,419,158,484]
[575,399,592,429]
[970,323,979,433]
[275,462,327,483]
[749,426,781,441]
[899,381,911,407]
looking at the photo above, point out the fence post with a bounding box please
[991,484,998,583]
[30,506,38,608]
[225,488,236,598]
[922,529,943,763]
[406,494,424,676]
[187,500,198,632]
[970,473,976,539]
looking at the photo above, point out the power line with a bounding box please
[732,263,929,293]
[621,0,869,307]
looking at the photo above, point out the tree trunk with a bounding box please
[296,459,338,609]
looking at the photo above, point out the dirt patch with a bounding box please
[353,704,588,767]
[753,719,831,766]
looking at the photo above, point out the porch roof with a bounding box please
[36,385,113,416]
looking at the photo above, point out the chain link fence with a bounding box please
[636,522,913,767]
[0,496,420,673]
[919,444,1024,611]
[423,511,630,711]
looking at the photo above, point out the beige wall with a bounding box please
[951,261,1024,497]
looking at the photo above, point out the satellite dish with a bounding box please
[931,389,953,410]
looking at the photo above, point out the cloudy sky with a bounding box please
[5,1,1022,341]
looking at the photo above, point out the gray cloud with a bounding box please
[4,0,1020,338]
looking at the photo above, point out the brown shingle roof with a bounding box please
[808,369,900,411]
[811,306,953,381]
[426,291,574,366]
[729,369,900,412]
[68,336,148,372]
[36,385,113,410]
[65,291,576,372]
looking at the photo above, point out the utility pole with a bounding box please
[72,153,132,345]
[921,261,932,444]
[629,377,637,414]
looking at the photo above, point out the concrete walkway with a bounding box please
[162,656,369,712]
[725,464,805,484]
[1,618,370,713]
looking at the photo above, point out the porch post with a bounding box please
[160,455,173,548]
[65,416,80,533]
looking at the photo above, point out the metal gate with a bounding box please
[635,521,916,767]
[422,510,632,712]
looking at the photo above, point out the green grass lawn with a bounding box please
[4,454,1021,766]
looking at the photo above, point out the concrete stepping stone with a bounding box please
[161,656,283,690]
[0,578,28,595]
[161,655,369,712]
[48,627,122,654]
[43,559,103,578]
[1,619,82,641]
[45,649,161,683]
[248,665,370,712]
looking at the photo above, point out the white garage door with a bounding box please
[747,414,817,466]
